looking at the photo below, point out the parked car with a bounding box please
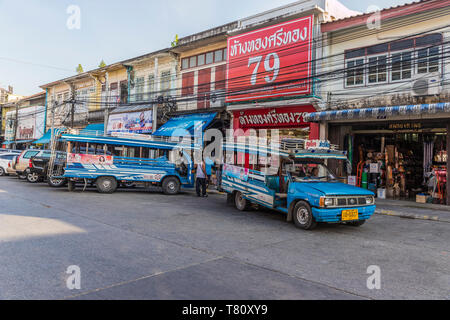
[0,153,17,176]
[6,156,18,175]
[29,151,67,186]
[13,149,50,180]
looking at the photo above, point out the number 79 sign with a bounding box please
[226,16,313,103]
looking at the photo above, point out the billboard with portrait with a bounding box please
[107,110,153,134]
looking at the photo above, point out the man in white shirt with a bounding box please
[194,160,207,197]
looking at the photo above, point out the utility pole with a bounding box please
[103,72,109,136]
[13,102,18,149]
[70,88,75,129]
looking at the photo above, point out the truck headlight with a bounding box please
[320,197,335,207]
[366,196,374,205]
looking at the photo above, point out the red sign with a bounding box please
[226,16,313,103]
[233,105,316,129]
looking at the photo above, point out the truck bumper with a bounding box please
[311,205,376,223]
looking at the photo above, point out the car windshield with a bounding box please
[287,162,337,182]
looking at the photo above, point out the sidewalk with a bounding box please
[375,199,450,223]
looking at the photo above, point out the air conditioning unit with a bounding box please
[411,72,441,96]
[210,90,225,108]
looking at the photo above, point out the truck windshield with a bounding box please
[288,163,337,182]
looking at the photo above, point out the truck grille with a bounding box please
[330,196,373,208]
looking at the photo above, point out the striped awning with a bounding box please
[304,102,450,122]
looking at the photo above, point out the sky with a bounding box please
[0,0,412,96]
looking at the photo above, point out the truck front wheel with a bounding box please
[293,201,317,230]
[162,177,180,195]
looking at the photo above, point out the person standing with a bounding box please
[194,160,207,197]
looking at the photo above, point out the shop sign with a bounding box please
[305,140,331,150]
[67,153,114,165]
[226,16,313,103]
[107,110,153,134]
[388,122,422,130]
[234,105,315,129]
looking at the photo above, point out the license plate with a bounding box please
[342,209,359,221]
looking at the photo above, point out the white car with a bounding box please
[0,153,18,176]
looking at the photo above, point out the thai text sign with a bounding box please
[234,105,315,129]
[67,153,113,165]
[226,15,313,103]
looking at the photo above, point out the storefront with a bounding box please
[305,102,450,205]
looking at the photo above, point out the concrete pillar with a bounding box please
[446,123,450,205]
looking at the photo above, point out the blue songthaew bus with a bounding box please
[50,133,196,195]
[221,139,376,230]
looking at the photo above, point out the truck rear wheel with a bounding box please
[235,191,250,211]
[162,177,180,195]
[293,201,317,230]
[48,177,67,188]
[96,177,118,194]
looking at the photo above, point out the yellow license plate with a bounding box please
[342,209,359,221]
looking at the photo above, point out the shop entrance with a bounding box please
[345,121,447,204]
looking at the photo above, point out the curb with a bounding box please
[375,209,450,223]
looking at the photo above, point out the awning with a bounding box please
[33,128,64,145]
[153,112,217,137]
[80,123,104,136]
[304,103,450,122]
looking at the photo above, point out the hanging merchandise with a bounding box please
[361,171,368,189]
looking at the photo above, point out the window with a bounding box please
[182,72,195,96]
[135,77,144,101]
[182,48,227,70]
[214,50,223,62]
[147,75,155,100]
[215,65,226,90]
[368,55,387,83]
[417,47,440,74]
[161,71,171,94]
[198,54,205,66]
[189,56,197,68]
[182,58,189,70]
[23,151,39,159]
[391,51,412,81]
[346,59,364,86]
[205,52,214,64]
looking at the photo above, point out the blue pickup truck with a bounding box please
[221,139,375,230]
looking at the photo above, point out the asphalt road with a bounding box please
[0,176,448,300]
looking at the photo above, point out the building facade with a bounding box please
[306,0,450,203]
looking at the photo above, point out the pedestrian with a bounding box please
[194,160,208,197]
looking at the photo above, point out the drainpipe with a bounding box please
[126,65,133,103]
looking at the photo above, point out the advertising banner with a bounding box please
[107,110,153,134]
[67,153,114,165]
[5,106,45,141]
[226,15,313,103]
[223,164,249,181]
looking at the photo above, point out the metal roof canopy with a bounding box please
[304,103,450,122]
